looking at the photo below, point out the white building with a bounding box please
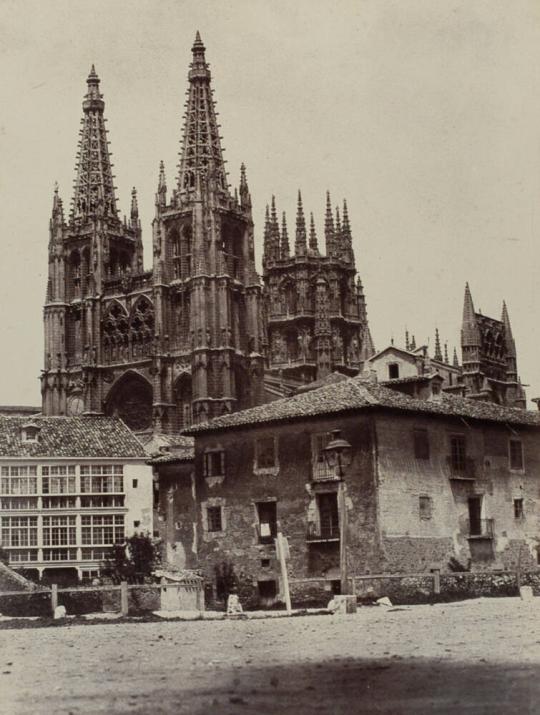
[0,416,152,583]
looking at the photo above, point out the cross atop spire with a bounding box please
[71,67,117,222]
[178,34,228,197]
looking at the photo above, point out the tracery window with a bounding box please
[102,302,129,362]
[129,297,155,357]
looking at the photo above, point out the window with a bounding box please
[80,465,123,493]
[312,432,334,480]
[207,506,223,532]
[1,466,38,495]
[317,493,339,539]
[81,514,124,545]
[256,501,277,543]
[450,435,466,472]
[514,498,524,519]
[21,424,40,443]
[80,495,124,508]
[42,496,77,509]
[0,516,38,547]
[413,429,430,460]
[42,515,77,546]
[43,548,77,562]
[388,363,399,379]
[419,496,433,520]
[42,466,76,494]
[255,437,277,470]
[134,520,140,528]
[132,479,138,488]
[0,497,38,510]
[509,440,524,471]
[203,450,225,478]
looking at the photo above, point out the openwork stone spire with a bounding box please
[71,66,118,222]
[281,212,290,258]
[309,212,319,253]
[434,328,443,361]
[324,191,335,257]
[177,32,228,197]
[295,190,307,255]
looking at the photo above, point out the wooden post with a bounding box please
[120,581,129,616]
[51,584,58,616]
[276,532,292,614]
[432,568,441,595]
[339,481,348,595]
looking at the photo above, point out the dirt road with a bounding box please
[1,597,539,714]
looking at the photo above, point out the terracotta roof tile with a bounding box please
[185,375,540,435]
[0,416,147,459]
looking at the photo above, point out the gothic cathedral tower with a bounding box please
[151,33,265,426]
[42,36,265,433]
[263,192,374,383]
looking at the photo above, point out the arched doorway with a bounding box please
[105,372,153,431]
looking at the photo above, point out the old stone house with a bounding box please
[0,416,151,584]
[154,374,540,606]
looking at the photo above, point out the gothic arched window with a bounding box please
[129,296,155,357]
[102,302,129,363]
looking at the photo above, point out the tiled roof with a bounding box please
[0,416,147,459]
[380,375,433,385]
[146,435,195,465]
[184,375,540,435]
[0,406,41,416]
[147,449,194,465]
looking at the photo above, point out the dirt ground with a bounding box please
[1,597,540,715]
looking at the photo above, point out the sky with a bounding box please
[1,0,540,407]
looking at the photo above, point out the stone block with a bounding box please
[519,585,534,601]
[328,595,357,614]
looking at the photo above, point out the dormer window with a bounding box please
[21,423,41,443]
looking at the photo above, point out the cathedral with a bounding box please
[41,34,374,433]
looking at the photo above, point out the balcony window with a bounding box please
[255,437,277,471]
[509,440,524,471]
[311,433,336,481]
[308,492,340,541]
[203,450,225,478]
[413,429,430,460]
[206,506,223,533]
[450,435,467,472]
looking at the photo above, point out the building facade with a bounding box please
[368,284,526,408]
[0,416,151,583]
[41,34,373,434]
[170,375,540,607]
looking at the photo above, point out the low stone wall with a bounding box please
[288,570,540,607]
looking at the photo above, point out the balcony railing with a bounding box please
[311,461,341,482]
[468,518,494,539]
[447,456,476,480]
[306,522,340,542]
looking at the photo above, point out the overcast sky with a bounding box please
[1,0,540,406]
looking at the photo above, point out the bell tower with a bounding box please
[41,66,143,419]
[151,33,265,426]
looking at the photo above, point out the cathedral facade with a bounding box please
[41,34,373,432]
